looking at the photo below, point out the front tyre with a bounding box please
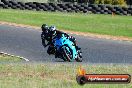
[62,46,72,62]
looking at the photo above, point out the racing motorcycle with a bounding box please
[51,34,82,62]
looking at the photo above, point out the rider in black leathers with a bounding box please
[41,24,80,58]
[41,24,51,47]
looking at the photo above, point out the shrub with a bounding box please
[94,0,127,6]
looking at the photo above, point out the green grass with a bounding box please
[0,9,132,37]
[0,54,132,88]
[0,62,132,88]
[0,55,131,88]
[0,54,22,62]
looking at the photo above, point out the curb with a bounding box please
[0,52,29,62]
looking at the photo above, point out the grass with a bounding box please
[0,55,132,88]
[0,9,132,37]
[0,54,22,62]
[0,62,132,88]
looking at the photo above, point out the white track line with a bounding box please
[0,52,29,61]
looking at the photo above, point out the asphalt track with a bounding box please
[0,24,132,63]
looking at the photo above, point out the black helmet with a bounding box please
[41,24,48,32]
[49,26,56,36]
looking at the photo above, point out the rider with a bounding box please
[41,24,80,58]
[41,24,56,55]
[41,24,51,47]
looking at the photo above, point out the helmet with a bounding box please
[49,26,56,36]
[41,24,48,32]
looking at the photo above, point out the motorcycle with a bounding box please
[52,34,82,62]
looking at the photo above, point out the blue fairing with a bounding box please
[53,34,77,60]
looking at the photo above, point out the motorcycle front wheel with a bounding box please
[62,46,72,62]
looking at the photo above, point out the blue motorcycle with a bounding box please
[52,34,82,62]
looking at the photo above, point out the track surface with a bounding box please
[0,24,132,63]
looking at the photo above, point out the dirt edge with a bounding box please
[0,21,132,42]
